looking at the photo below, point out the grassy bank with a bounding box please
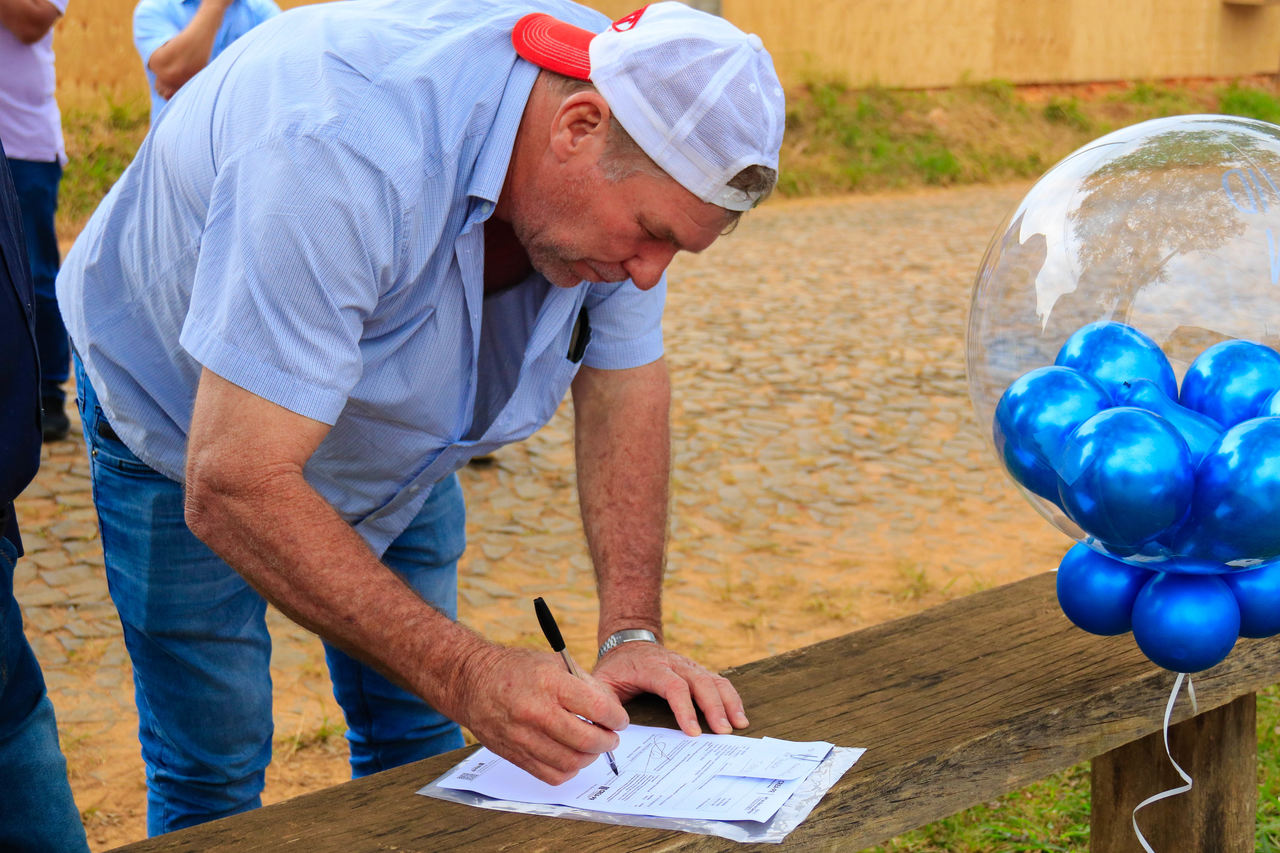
[777,75,1280,196]
[58,76,1280,241]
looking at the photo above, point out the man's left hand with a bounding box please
[592,641,749,736]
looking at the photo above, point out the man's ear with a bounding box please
[548,90,611,163]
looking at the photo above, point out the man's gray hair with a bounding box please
[544,71,776,229]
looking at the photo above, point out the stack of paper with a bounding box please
[419,724,865,844]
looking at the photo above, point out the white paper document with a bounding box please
[434,724,836,823]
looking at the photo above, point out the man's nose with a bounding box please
[624,244,678,291]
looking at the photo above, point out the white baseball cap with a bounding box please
[513,2,785,211]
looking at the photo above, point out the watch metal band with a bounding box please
[597,628,658,660]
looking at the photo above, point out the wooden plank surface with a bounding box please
[1091,694,1257,852]
[109,572,1280,852]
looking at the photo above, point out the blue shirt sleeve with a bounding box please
[133,0,181,65]
[179,134,404,425]
[249,0,280,22]
[581,276,667,370]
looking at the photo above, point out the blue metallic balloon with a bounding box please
[1055,321,1177,403]
[1056,408,1194,551]
[1131,573,1240,672]
[1056,543,1153,635]
[993,366,1110,504]
[1173,417,1280,564]
[1222,560,1280,638]
[1113,378,1223,467]
[1179,340,1280,428]
[1260,389,1280,418]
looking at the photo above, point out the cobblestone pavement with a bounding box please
[16,183,1072,849]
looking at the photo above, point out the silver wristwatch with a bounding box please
[597,628,659,660]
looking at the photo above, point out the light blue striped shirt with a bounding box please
[58,0,667,555]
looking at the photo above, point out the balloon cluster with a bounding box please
[994,321,1280,672]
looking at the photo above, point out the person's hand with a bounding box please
[592,642,748,736]
[452,646,629,785]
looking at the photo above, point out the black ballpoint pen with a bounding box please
[533,597,620,776]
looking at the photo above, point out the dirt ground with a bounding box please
[17,186,1074,850]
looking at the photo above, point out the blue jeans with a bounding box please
[7,158,67,405]
[0,537,91,852]
[75,358,467,836]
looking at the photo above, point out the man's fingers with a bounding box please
[571,678,630,734]
[546,703,622,756]
[687,670,748,733]
[509,736,600,786]
[655,674,701,736]
[595,644,751,737]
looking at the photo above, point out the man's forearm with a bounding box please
[571,360,671,645]
[0,0,60,44]
[146,0,232,95]
[185,461,496,722]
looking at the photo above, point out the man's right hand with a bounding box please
[452,646,629,785]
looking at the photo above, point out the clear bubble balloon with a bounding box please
[968,115,1280,671]
[968,115,1280,559]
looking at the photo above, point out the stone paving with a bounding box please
[15,183,1073,850]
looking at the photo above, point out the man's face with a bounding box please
[512,162,729,291]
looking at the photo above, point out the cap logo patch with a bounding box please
[611,6,648,32]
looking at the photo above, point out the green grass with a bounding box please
[776,76,1280,198]
[867,682,1280,852]
[1219,83,1280,125]
[1261,683,1280,852]
[56,97,148,239]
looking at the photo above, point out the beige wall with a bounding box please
[582,0,1280,89]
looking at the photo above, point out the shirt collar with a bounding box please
[466,58,538,209]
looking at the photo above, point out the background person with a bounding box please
[0,0,71,442]
[58,0,783,836]
[0,139,90,853]
[133,0,279,125]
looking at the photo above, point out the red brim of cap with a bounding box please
[512,13,594,81]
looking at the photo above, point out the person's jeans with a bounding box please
[6,158,67,405]
[75,357,467,836]
[0,537,91,853]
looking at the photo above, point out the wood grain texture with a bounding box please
[107,573,1280,852]
[1091,693,1257,853]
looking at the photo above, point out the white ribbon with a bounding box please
[1131,672,1198,853]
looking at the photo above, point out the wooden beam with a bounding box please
[108,573,1280,852]
[1091,693,1257,853]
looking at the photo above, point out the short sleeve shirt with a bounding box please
[133,0,281,125]
[0,0,68,163]
[58,0,668,556]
